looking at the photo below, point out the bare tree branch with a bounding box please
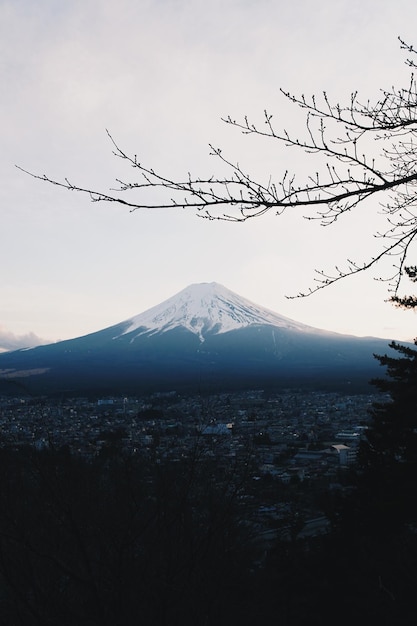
[17,37,417,299]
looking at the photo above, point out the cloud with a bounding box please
[0,328,49,353]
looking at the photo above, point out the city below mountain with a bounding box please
[0,282,396,396]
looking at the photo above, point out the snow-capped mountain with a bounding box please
[0,283,394,396]
[119,282,319,342]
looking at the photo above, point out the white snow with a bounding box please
[118,282,322,343]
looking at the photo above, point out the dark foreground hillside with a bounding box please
[0,444,415,625]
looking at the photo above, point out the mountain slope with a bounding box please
[0,282,394,395]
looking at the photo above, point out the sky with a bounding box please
[2,0,417,351]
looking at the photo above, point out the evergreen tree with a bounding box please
[391,266,417,309]
[368,265,417,471]
[368,340,417,468]
[360,274,417,528]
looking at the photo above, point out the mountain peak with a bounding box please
[0,281,389,396]
[119,282,316,342]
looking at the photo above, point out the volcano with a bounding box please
[0,282,393,395]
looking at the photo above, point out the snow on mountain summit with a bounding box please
[119,282,318,342]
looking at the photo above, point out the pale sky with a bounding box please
[2,0,417,351]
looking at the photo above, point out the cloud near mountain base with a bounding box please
[0,327,49,353]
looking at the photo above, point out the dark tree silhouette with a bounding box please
[369,341,417,468]
[391,265,417,308]
[0,440,261,626]
[361,259,417,515]
[18,38,417,300]
[358,279,417,530]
